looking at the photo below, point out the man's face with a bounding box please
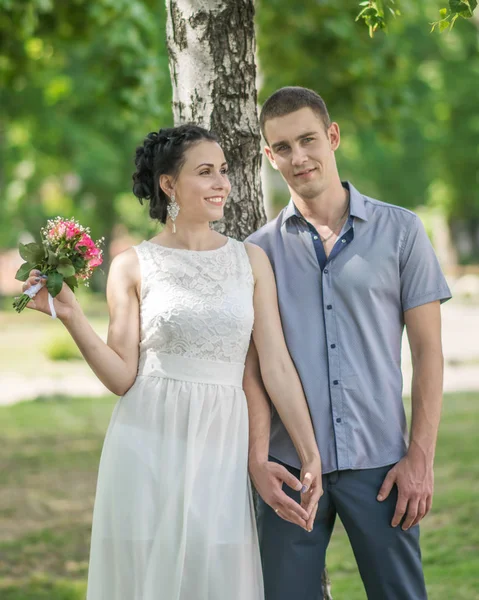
[264,107,340,200]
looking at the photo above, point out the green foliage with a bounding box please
[257,1,479,263]
[352,0,477,35]
[2,0,478,263]
[0,0,172,253]
[46,271,63,297]
[14,262,34,282]
[431,1,478,32]
[43,334,82,361]
[356,1,401,37]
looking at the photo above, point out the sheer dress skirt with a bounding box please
[86,352,264,600]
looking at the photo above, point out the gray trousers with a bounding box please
[257,459,427,600]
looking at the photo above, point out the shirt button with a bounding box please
[313,235,318,240]
[336,418,342,423]
[341,239,346,243]
[324,268,329,274]
[333,380,339,385]
[330,344,336,349]
[326,305,332,310]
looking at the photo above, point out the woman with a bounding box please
[22,124,322,599]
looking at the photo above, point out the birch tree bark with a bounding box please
[165,0,266,239]
[165,1,332,597]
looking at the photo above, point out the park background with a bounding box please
[0,1,478,598]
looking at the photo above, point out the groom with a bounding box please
[245,87,451,599]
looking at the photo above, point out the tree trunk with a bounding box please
[165,0,266,239]
[165,1,332,597]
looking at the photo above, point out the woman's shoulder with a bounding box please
[244,241,269,262]
[108,246,141,286]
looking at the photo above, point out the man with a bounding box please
[244,86,451,599]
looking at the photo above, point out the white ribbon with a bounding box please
[23,280,57,319]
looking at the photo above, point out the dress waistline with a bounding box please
[137,352,245,388]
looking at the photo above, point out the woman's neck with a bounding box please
[155,221,225,251]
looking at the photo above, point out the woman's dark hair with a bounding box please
[132,124,218,223]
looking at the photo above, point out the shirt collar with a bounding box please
[281,181,369,226]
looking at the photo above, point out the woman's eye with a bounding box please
[221,169,229,175]
[199,170,210,175]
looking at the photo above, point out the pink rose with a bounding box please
[89,256,103,268]
[66,223,81,239]
[75,233,96,255]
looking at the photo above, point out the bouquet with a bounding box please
[13,217,104,316]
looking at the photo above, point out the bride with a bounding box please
[21,123,322,599]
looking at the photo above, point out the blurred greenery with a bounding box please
[256,1,479,261]
[0,0,478,266]
[43,334,82,361]
[0,0,170,258]
[0,391,477,598]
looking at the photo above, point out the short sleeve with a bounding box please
[400,215,452,312]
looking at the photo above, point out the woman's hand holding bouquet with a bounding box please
[13,217,104,320]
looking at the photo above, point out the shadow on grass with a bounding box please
[1,578,86,600]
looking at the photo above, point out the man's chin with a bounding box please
[292,180,325,201]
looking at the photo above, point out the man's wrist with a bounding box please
[407,438,436,466]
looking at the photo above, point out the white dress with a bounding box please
[86,237,264,600]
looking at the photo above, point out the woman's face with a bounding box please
[164,140,231,225]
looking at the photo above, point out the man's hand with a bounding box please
[300,454,323,532]
[249,459,311,530]
[377,453,434,530]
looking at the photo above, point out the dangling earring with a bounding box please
[167,193,180,233]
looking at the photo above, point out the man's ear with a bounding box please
[264,146,278,170]
[159,174,174,197]
[328,123,341,152]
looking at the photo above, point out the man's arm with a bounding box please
[243,341,312,530]
[377,300,444,529]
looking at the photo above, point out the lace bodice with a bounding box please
[133,238,255,364]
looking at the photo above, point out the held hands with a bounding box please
[377,451,434,530]
[249,456,323,533]
[300,453,324,532]
[21,269,78,322]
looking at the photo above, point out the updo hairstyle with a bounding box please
[132,124,218,223]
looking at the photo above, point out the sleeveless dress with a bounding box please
[86,237,264,600]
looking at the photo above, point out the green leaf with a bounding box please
[449,0,477,17]
[439,19,451,31]
[72,256,86,270]
[46,271,64,297]
[56,263,76,278]
[64,275,79,291]
[450,12,460,28]
[47,250,59,267]
[439,7,449,17]
[19,242,44,264]
[15,262,34,282]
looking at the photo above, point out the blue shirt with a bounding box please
[247,182,452,473]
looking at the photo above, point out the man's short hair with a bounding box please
[260,86,331,142]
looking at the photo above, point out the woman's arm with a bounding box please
[245,243,323,522]
[23,248,141,396]
[244,340,312,529]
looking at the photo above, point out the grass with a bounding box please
[0,393,478,599]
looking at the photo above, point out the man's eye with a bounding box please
[277,145,288,152]
[303,137,314,143]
